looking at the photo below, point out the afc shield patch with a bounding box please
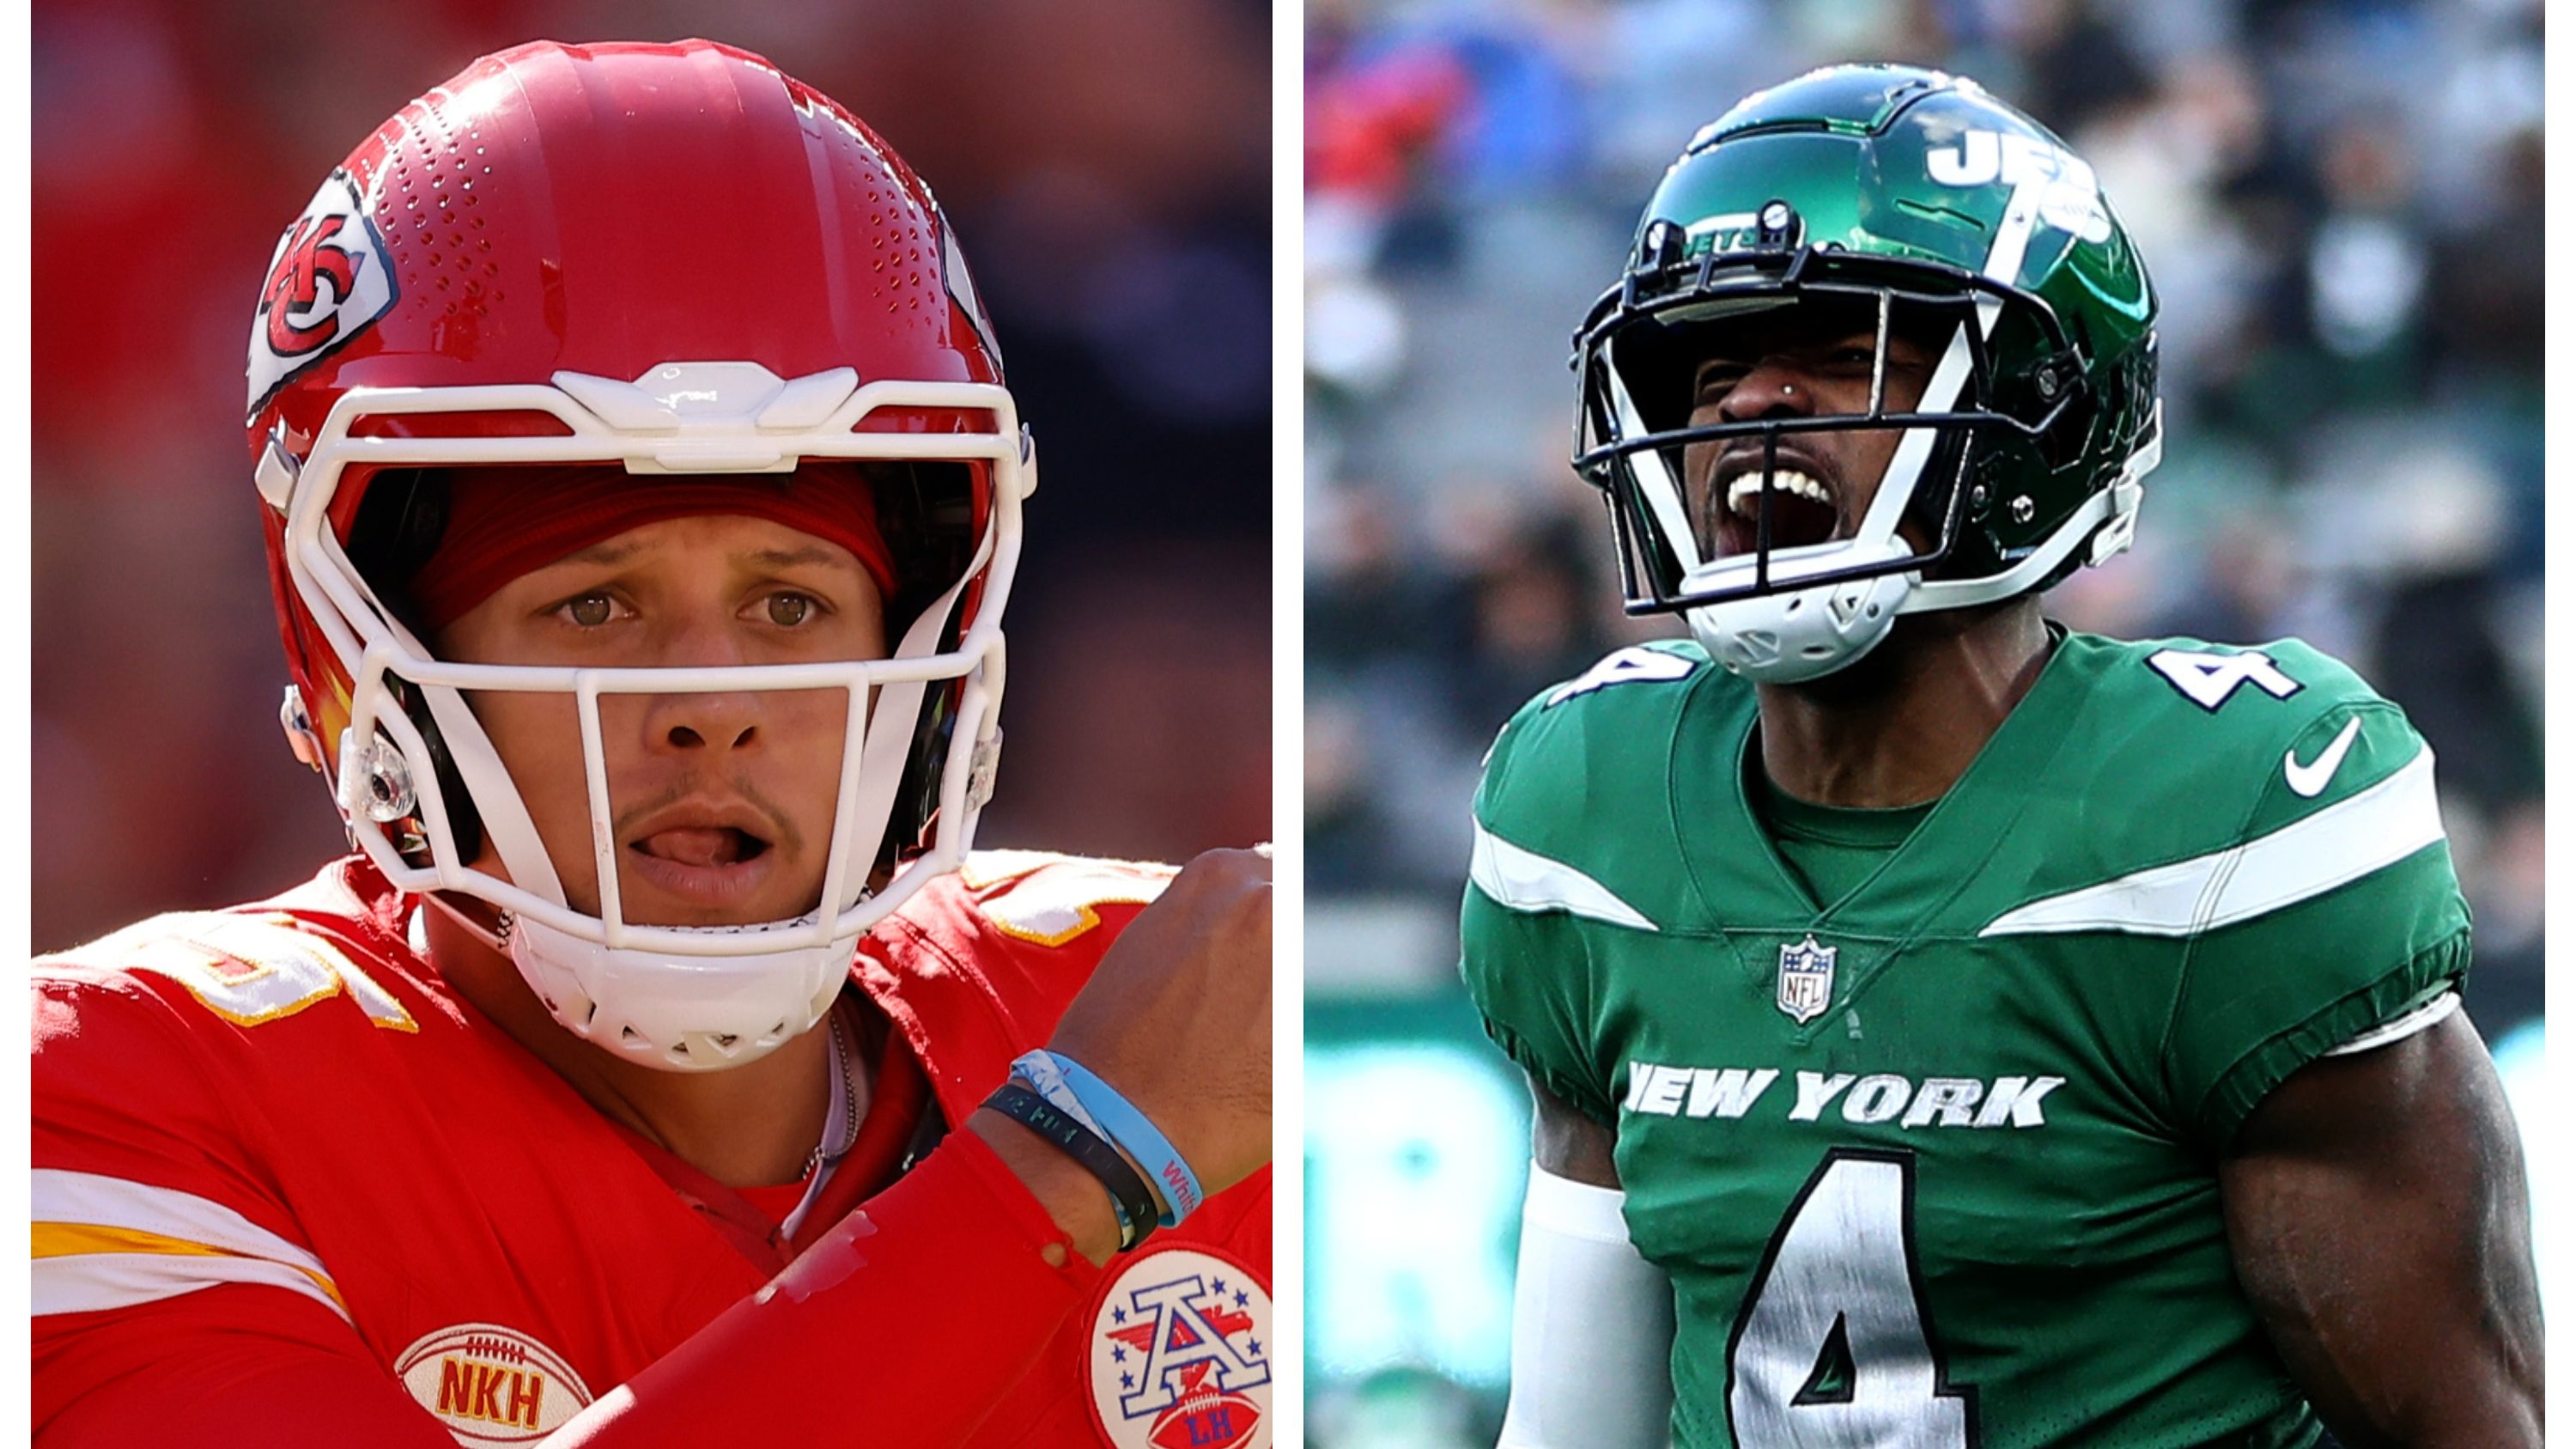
[1085,1245,1273,1449]
[392,1322,592,1444]
[246,168,397,418]
[1775,935,1836,1025]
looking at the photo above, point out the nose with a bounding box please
[1716,356,1818,424]
[645,693,762,754]
[636,618,764,755]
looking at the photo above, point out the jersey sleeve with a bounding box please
[33,969,456,1444]
[2159,699,2473,1148]
[39,1286,458,1448]
[35,971,356,1351]
[1460,693,1623,1126]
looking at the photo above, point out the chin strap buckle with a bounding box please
[279,687,326,773]
[2089,479,2145,566]
[965,732,1004,811]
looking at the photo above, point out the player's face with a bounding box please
[1680,298,1943,559]
[437,514,890,928]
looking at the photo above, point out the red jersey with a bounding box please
[33,851,1274,1449]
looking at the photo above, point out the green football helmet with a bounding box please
[1573,64,2160,682]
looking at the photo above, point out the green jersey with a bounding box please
[1461,630,2470,1449]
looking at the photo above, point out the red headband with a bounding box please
[406,464,900,632]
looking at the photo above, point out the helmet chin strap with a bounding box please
[829,510,996,916]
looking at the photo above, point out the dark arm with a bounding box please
[1530,1073,1621,1188]
[2221,1012,2543,1447]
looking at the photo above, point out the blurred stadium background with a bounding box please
[33,0,1273,952]
[1303,0,2543,1440]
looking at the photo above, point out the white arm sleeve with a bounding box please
[1497,1165,1676,1449]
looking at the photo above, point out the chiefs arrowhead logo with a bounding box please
[1086,1245,1271,1449]
[248,169,396,418]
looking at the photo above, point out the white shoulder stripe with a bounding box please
[33,1169,344,1320]
[1471,822,1659,933]
[1981,746,2444,939]
[34,1251,350,1322]
[34,1169,328,1268]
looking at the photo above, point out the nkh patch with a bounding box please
[1776,935,1837,1025]
[246,168,397,418]
[392,1322,592,1444]
[1085,1245,1273,1449]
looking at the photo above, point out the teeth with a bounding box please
[1728,470,1834,518]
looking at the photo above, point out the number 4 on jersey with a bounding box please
[1727,1150,1974,1443]
[2144,648,2302,711]
[1546,647,1698,707]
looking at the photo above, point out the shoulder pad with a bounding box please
[39,910,422,1035]
[1983,635,2449,941]
[945,851,1177,949]
[2113,634,2391,744]
[1480,642,1718,819]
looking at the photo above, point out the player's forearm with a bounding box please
[2251,1291,2541,1449]
[968,1105,1125,1263]
[550,1127,1101,1446]
[1498,1165,1674,1449]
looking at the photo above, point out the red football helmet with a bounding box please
[250,40,1030,1071]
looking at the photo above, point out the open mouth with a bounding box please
[619,818,783,911]
[630,826,772,869]
[1714,465,1843,556]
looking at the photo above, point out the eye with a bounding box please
[764,592,818,628]
[1694,363,1749,400]
[562,592,616,628]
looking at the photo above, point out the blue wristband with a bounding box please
[1011,1050,1109,1138]
[1043,1050,1205,1227]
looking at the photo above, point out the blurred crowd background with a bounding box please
[33,0,1273,953]
[1303,0,2545,1440]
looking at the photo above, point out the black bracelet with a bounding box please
[982,1082,1158,1252]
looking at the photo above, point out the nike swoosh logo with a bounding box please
[2284,716,2364,798]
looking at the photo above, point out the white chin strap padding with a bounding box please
[503,914,847,1074]
[1684,539,1917,683]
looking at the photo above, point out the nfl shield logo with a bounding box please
[1776,935,1836,1024]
